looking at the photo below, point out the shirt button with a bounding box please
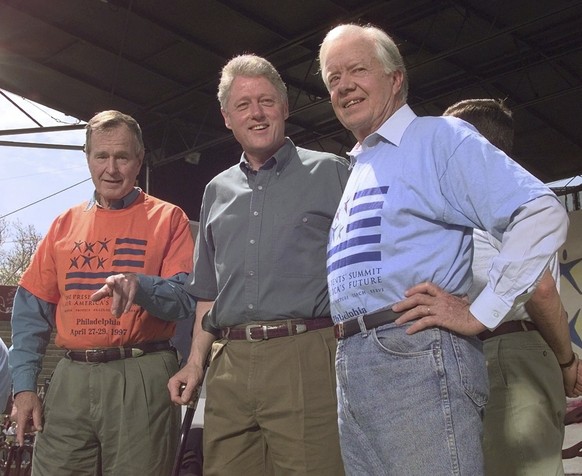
[253,211,259,216]
[249,271,255,276]
[302,217,308,223]
[250,239,255,244]
[257,185,263,190]
[248,304,254,310]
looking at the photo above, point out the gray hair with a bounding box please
[319,24,409,102]
[85,110,144,157]
[217,54,287,110]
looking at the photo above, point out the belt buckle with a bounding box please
[245,324,268,342]
[130,348,144,357]
[85,349,106,362]
[295,324,307,334]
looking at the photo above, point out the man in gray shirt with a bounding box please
[93,54,349,475]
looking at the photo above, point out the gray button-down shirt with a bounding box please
[186,138,350,328]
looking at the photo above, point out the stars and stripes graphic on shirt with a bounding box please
[327,186,388,274]
[65,237,147,291]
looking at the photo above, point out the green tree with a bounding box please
[0,219,42,285]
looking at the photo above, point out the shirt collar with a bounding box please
[86,187,142,210]
[238,137,295,175]
[348,104,417,162]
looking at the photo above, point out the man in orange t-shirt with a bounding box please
[9,110,194,476]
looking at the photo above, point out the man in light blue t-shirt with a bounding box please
[319,23,569,475]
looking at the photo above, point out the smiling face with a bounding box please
[221,75,289,169]
[87,125,143,208]
[324,33,404,143]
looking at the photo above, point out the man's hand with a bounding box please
[392,282,486,336]
[169,300,215,406]
[12,391,43,446]
[168,361,206,405]
[563,354,582,398]
[90,273,139,317]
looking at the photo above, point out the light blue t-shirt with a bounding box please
[327,104,554,324]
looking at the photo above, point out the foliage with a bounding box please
[0,219,42,285]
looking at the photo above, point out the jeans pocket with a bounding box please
[451,333,489,407]
[373,323,440,356]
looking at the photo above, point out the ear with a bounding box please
[221,109,232,130]
[392,70,404,95]
[137,151,145,171]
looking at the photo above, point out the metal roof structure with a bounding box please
[1,0,581,219]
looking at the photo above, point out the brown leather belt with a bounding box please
[478,320,537,341]
[65,341,173,363]
[334,308,403,339]
[220,317,333,341]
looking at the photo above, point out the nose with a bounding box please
[105,157,118,174]
[337,73,355,94]
[249,101,265,119]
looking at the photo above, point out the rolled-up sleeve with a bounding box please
[470,195,569,328]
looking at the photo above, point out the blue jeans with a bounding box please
[336,322,488,476]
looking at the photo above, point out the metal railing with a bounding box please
[0,442,32,476]
[552,184,582,212]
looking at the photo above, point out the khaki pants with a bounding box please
[203,326,344,476]
[32,350,180,476]
[483,330,565,476]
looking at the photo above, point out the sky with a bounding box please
[0,89,93,248]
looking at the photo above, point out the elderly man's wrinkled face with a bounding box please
[87,125,143,208]
[324,34,404,143]
[221,75,289,169]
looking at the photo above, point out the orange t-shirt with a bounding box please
[19,192,194,349]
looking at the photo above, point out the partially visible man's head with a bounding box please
[318,24,408,143]
[85,110,144,208]
[444,98,514,154]
[218,55,289,168]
